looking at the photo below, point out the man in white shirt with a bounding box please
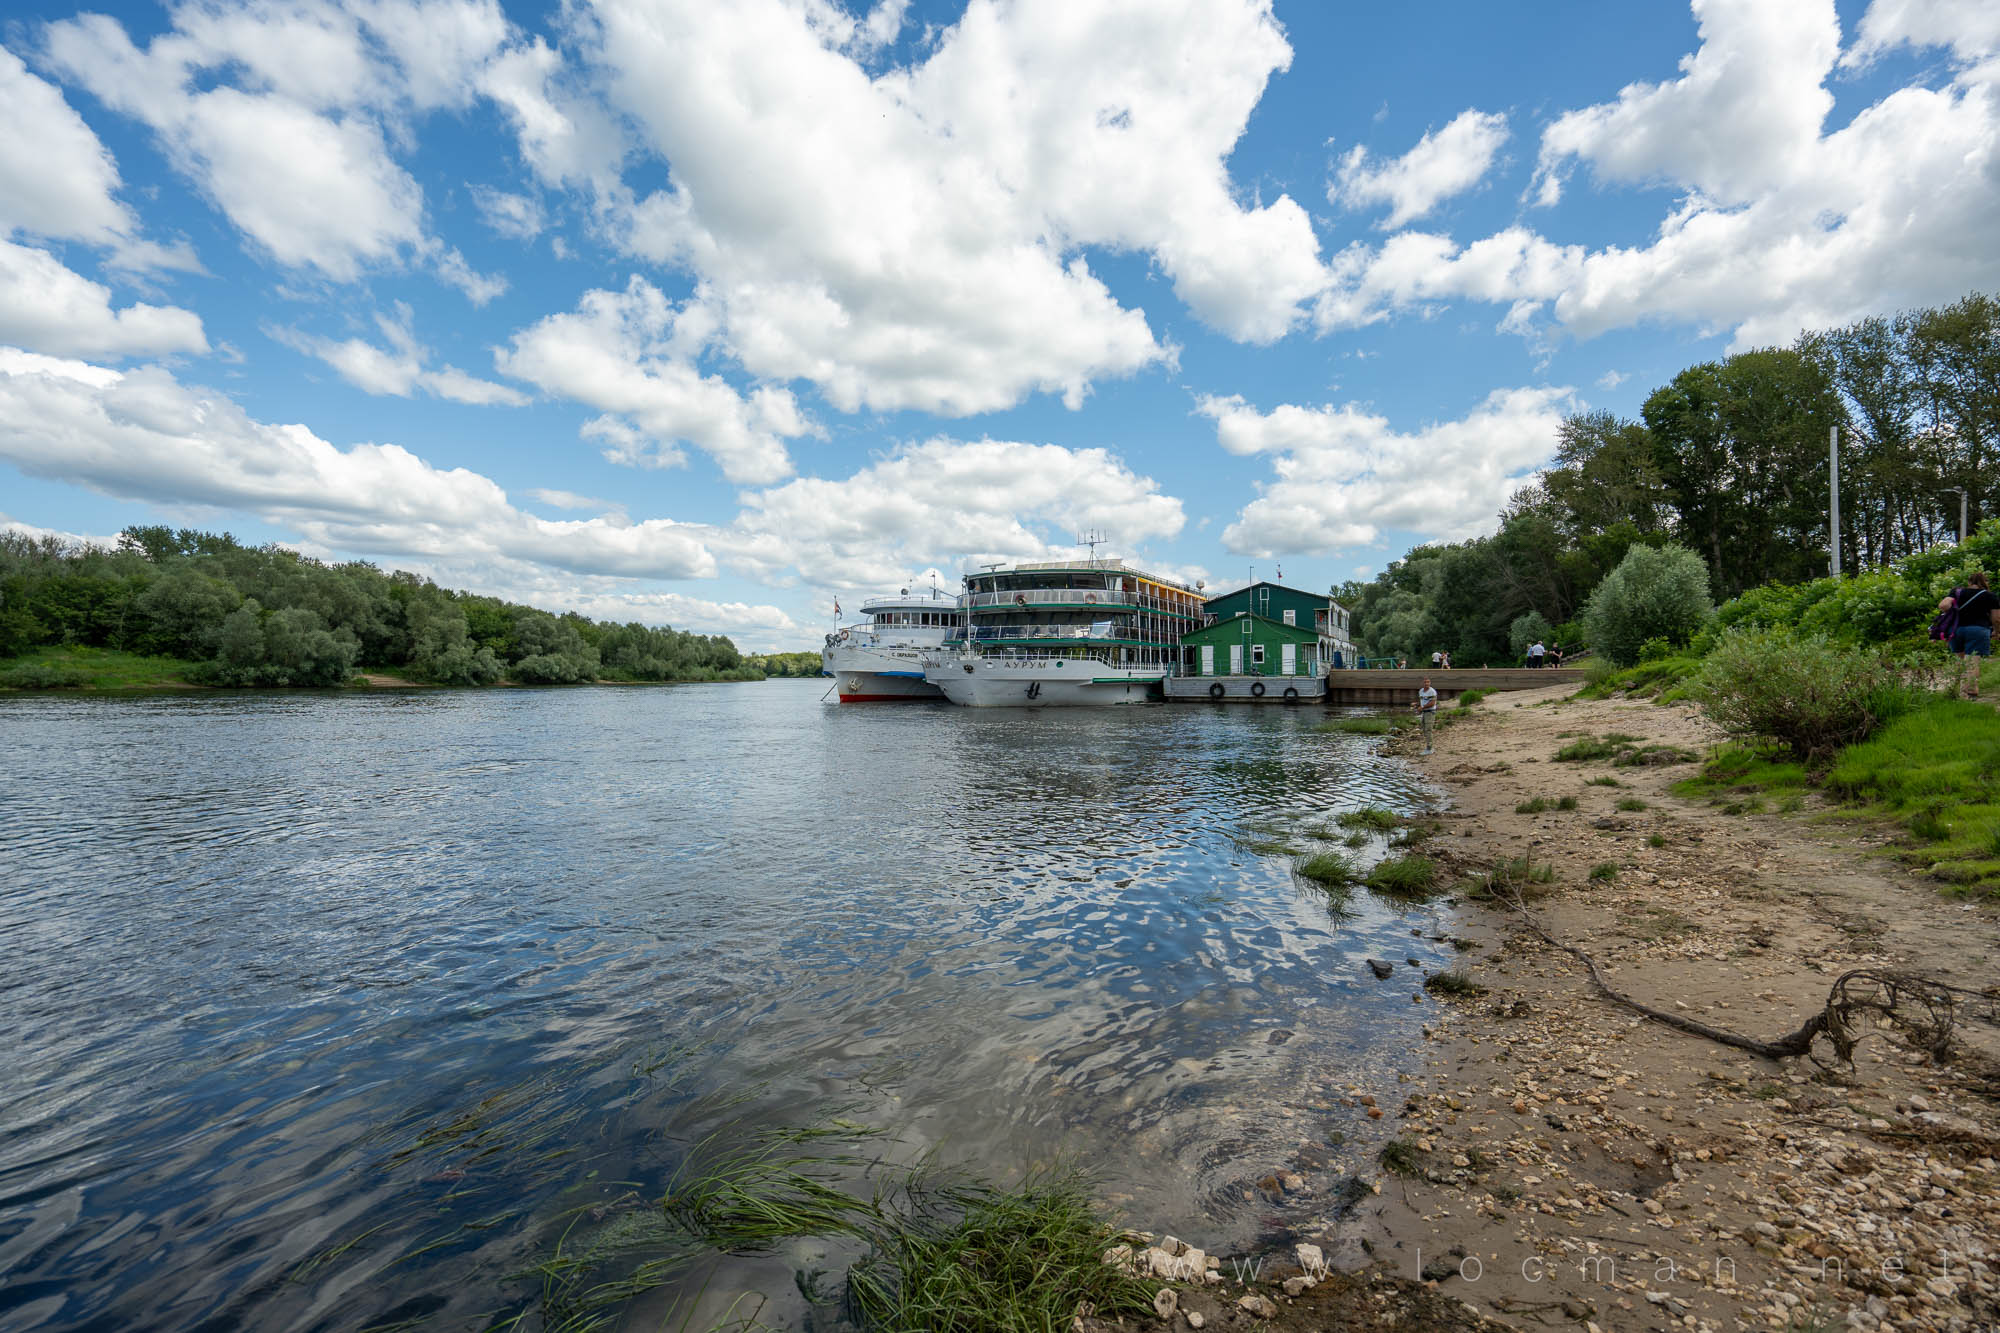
[1413,676,1438,754]
[1528,640,1546,668]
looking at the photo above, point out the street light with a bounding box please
[1945,488,1968,544]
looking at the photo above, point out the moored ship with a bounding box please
[822,587,959,701]
[921,557,1204,706]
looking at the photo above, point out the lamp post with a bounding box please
[1946,487,1968,544]
[1829,426,1841,577]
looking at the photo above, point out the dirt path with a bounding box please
[1090,684,2000,1333]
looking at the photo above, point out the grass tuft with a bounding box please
[1335,805,1403,832]
[1294,850,1356,887]
[1364,855,1440,899]
[1422,970,1487,997]
[1615,797,1648,812]
[1588,861,1620,882]
[1378,1140,1423,1178]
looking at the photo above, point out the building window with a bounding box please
[1283,609,1296,626]
[1251,644,1265,665]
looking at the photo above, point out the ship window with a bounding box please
[1251,644,1265,665]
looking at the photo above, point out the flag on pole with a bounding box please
[833,599,841,617]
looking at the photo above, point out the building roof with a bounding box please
[1181,612,1321,645]
[1203,579,1335,609]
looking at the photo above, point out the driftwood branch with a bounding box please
[1496,889,1998,1066]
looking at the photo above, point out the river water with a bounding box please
[0,681,1456,1330]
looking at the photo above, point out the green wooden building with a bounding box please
[1177,612,1321,678]
[1200,580,1356,669]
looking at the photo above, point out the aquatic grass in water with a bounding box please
[1315,715,1396,736]
[1294,850,1355,886]
[1363,855,1438,899]
[1335,805,1403,832]
[845,1172,1155,1333]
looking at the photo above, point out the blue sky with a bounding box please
[3,0,1996,650]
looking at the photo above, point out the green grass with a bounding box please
[0,645,203,691]
[1294,850,1356,886]
[1515,796,1555,814]
[1455,688,1490,706]
[845,1174,1156,1333]
[1823,698,2000,895]
[1335,805,1403,831]
[1647,833,1667,848]
[1316,715,1397,735]
[1572,656,1702,702]
[1586,776,1623,787]
[1615,797,1648,812]
[1671,743,1811,804]
[1588,861,1620,882]
[1555,736,1621,761]
[1364,855,1440,898]
[1556,795,1579,810]
[1378,1139,1424,1178]
[1422,970,1487,997]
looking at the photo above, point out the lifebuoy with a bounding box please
[1085,592,1098,603]
[1208,682,1225,699]
[1283,686,1299,703]
[1250,680,1266,697]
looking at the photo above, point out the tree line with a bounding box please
[0,526,768,687]
[1340,291,1998,666]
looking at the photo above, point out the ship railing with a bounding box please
[966,589,1135,609]
[860,590,961,613]
[964,624,1120,642]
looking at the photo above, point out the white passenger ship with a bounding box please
[821,587,960,701]
[921,557,1204,707]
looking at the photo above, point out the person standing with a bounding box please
[1528,639,1546,668]
[1412,675,1438,755]
[1941,572,1996,699]
[1431,650,1443,668]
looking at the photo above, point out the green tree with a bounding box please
[1581,544,1714,666]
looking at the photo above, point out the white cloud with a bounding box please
[1204,386,1573,554]
[526,487,612,511]
[1533,1,1838,208]
[434,246,507,304]
[0,348,712,580]
[469,184,545,239]
[1846,0,2000,67]
[0,47,196,272]
[498,276,813,484]
[1332,109,1509,228]
[1596,369,1628,390]
[1318,0,2000,349]
[0,240,208,360]
[560,0,1324,426]
[0,511,125,549]
[270,304,526,405]
[40,0,513,285]
[723,435,1186,592]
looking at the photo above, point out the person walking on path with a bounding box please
[1413,676,1438,755]
[1941,572,1997,699]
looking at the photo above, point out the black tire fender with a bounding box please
[1208,682,1225,699]
[1250,680,1266,697]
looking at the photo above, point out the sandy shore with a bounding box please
[1089,683,2000,1333]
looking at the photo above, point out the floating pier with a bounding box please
[1324,667,1584,706]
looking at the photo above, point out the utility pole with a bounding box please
[1946,487,1968,544]
[1829,426,1841,577]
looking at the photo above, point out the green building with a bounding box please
[1176,612,1321,680]
[1199,580,1356,669]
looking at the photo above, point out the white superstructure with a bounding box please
[822,587,960,701]
[922,558,1204,707]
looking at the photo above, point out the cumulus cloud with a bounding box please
[1332,109,1509,228]
[498,276,814,484]
[0,348,713,580]
[40,0,512,286]
[1318,0,2000,349]
[558,0,1324,426]
[1204,386,1573,554]
[723,435,1186,592]
[269,303,525,405]
[0,240,208,359]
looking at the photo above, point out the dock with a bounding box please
[1325,667,1583,705]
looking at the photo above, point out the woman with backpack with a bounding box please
[1939,571,1997,699]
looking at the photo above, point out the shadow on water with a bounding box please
[0,684,1456,1329]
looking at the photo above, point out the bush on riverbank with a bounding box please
[1692,629,1927,762]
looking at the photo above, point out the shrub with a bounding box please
[1580,544,1714,667]
[1637,636,1676,662]
[0,661,88,688]
[1509,610,1555,660]
[1694,629,1924,762]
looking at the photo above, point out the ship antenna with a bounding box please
[1077,529,1106,564]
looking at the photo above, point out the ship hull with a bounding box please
[823,641,946,702]
[923,656,1162,707]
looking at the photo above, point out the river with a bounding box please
[0,680,1457,1330]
